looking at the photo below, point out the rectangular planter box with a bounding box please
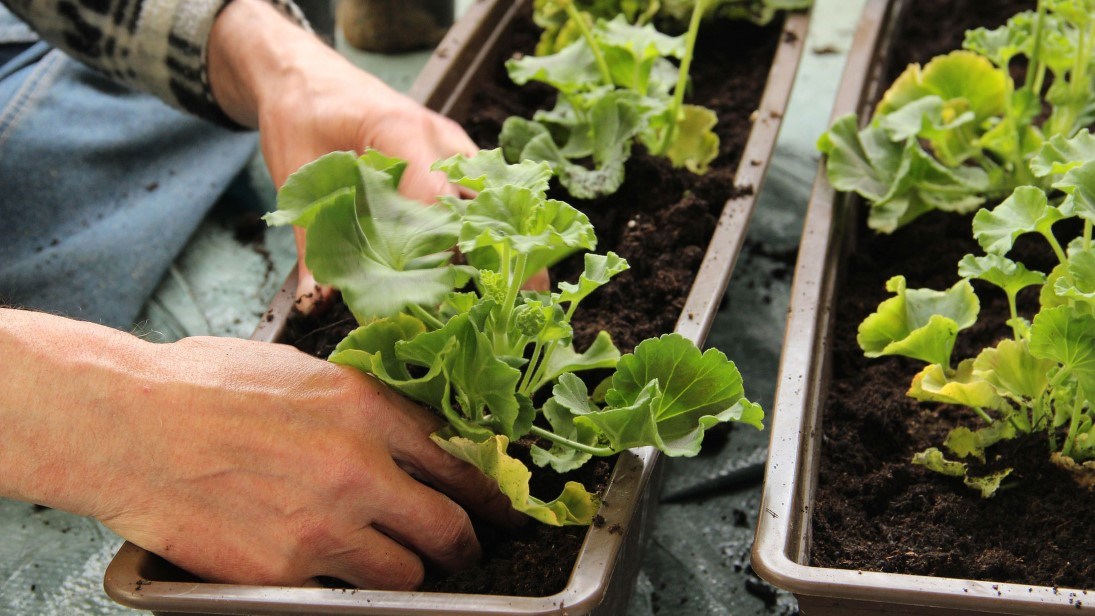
[103,1,809,614]
[752,0,1094,614]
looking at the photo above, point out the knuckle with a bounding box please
[341,373,385,415]
[325,371,383,427]
[429,504,476,559]
[288,512,338,555]
[439,114,463,133]
[171,336,217,353]
[427,442,465,473]
[329,366,367,403]
[318,436,372,493]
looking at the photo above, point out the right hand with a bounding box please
[99,336,518,589]
[0,310,516,589]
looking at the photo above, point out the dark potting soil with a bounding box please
[464,9,784,353]
[812,0,1095,591]
[882,0,1036,85]
[812,209,1095,588]
[281,7,784,598]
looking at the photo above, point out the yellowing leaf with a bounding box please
[432,434,599,526]
[877,51,1008,123]
[664,104,719,174]
[908,360,1004,410]
[857,276,979,367]
[973,338,1055,401]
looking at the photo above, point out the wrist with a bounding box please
[210,0,409,140]
[0,310,161,518]
[208,0,326,128]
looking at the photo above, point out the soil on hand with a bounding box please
[282,6,784,598]
[811,0,1095,591]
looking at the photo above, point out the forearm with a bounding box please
[207,0,391,131]
[0,308,157,518]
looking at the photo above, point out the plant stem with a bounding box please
[656,0,707,155]
[636,0,660,25]
[1043,230,1069,270]
[1013,151,1039,187]
[1007,291,1021,339]
[1034,366,1071,442]
[972,406,996,425]
[519,341,545,394]
[1025,0,1047,93]
[530,425,614,456]
[977,154,1011,196]
[1048,366,1073,394]
[1061,391,1086,457]
[563,92,590,123]
[1074,22,1092,104]
[409,303,444,330]
[1033,391,1046,432]
[498,252,528,350]
[1042,366,1074,451]
[491,246,517,350]
[1054,18,1094,136]
[563,0,613,85]
[527,343,558,394]
[1006,408,1030,435]
[1044,13,1095,137]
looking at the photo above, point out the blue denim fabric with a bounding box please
[0,7,258,329]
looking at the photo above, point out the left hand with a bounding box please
[207,0,478,311]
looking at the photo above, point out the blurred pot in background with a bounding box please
[338,0,454,52]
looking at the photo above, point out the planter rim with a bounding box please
[103,1,810,613]
[104,450,658,616]
[752,0,1095,613]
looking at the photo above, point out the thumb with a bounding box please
[293,228,333,314]
[398,163,459,204]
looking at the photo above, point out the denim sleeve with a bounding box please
[0,0,308,127]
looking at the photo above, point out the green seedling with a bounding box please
[266,148,762,525]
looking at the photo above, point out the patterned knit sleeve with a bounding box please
[0,0,309,127]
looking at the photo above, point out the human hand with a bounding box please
[0,310,517,589]
[207,0,477,312]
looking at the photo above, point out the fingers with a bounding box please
[316,526,426,590]
[390,110,478,204]
[384,414,522,528]
[427,110,478,159]
[368,383,523,529]
[397,436,524,529]
[293,228,332,313]
[398,163,460,203]
[370,464,482,573]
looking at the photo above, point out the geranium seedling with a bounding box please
[266,148,763,525]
